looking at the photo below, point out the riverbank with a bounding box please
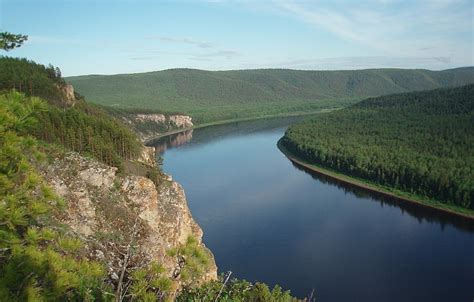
[277,139,474,220]
[144,109,336,144]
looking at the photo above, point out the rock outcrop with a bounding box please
[39,152,217,291]
[169,115,193,129]
[56,83,76,107]
[63,84,75,103]
[134,113,166,124]
[138,146,157,166]
[118,113,194,142]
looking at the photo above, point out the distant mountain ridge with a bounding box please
[66,67,474,123]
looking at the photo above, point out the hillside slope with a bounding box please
[67,67,474,123]
[0,56,219,300]
[281,84,474,215]
[0,56,301,301]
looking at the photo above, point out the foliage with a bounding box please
[0,56,143,168]
[67,67,474,123]
[32,100,141,168]
[177,274,301,302]
[0,56,66,106]
[282,85,474,209]
[126,262,175,302]
[0,32,28,51]
[0,92,111,301]
[168,236,212,285]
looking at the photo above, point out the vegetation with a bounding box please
[167,236,213,285]
[0,57,143,168]
[0,32,28,51]
[32,101,141,168]
[177,275,303,302]
[67,67,474,124]
[0,92,110,300]
[0,56,68,106]
[282,85,474,212]
[126,262,174,301]
[0,55,301,300]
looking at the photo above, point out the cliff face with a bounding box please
[118,113,194,142]
[135,113,166,124]
[39,151,217,291]
[63,84,76,104]
[138,145,158,166]
[54,83,77,107]
[169,115,193,129]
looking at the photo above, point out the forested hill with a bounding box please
[67,67,474,114]
[0,56,143,168]
[281,84,474,214]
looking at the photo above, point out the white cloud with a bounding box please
[238,55,460,71]
[270,0,472,64]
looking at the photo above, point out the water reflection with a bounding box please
[152,116,474,301]
[289,161,474,232]
[150,116,309,151]
[152,130,193,153]
[152,118,474,233]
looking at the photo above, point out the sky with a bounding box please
[1,0,473,76]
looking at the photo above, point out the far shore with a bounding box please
[277,139,474,220]
[143,109,338,145]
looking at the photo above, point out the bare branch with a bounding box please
[214,271,232,302]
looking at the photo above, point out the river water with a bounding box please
[150,117,474,302]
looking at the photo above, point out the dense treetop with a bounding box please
[0,56,142,167]
[282,84,474,211]
[0,56,67,106]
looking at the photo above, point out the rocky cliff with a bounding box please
[135,113,167,124]
[55,83,77,107]
[138,145,158,166]
[169,115,193,129]
[118,113,194,142]
[39,151,217,294]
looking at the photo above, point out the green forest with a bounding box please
[0,56,69,106]
[67,67,474,124]
[32,102,141,168]
[0,56,142,168]
[282,85,474,212]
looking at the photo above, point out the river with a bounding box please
[150,117,474,302]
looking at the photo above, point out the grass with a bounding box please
[277,139,474,219]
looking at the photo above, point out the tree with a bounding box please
[0,31,28,51]
[282,85,474,209]
[0,92,110,300]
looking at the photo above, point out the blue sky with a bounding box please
[1,0,473,76]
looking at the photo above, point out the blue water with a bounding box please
[151,118,474,302]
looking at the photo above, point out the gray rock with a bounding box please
[39,151,217,293]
